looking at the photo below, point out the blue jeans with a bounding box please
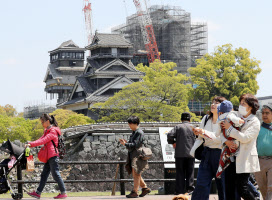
[248,181,260,198]
[191,147,225,200]
[37,156,66,194]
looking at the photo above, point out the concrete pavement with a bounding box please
[2,195,220,200]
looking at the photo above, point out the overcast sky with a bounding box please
[0,0,271,112]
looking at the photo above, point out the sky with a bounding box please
[0,0,271,112]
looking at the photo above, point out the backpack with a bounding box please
[52,133,66,159]
[203,114,209,127]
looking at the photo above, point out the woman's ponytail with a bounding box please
[50,115,58,127]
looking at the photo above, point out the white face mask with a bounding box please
[239,105,248,116]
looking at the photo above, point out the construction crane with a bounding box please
[83,0,93,45]
[133,0,160,63]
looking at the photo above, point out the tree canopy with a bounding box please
[0,104,17,117]
[188,44,261,105]
[50,109,95,129]
[91,61,199,122]
[0,107,95,142]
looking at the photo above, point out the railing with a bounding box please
[5,160,180,197]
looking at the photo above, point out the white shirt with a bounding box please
[198,115,222,149]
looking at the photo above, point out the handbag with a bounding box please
[38,145,48,163]
[139,146,153,160]
[26,155,35,172]
[194,139,204,160]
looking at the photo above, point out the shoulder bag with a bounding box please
[194,115,209,160]
[38,145,48,163]
[139,146,153,160]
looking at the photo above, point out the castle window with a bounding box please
[69,61,76,66]
[76,53,80,59]
[51,54,59,61]
[76,53,84,59]
[119,48,128,54]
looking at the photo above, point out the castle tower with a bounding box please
[44,40,86,103]
[58,33,144,119]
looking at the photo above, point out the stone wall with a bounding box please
[65,132,164,192]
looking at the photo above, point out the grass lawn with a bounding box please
[0,190,158,198]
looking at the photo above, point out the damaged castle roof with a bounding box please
[49,40,85,54]
[77,76,96,96]
[84,59,144,76]
[86,33,133,50]
[43,63,84,84]
[59,75,134,106]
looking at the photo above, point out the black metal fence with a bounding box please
[9,160,177,197]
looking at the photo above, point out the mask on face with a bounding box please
[239,105,248,116]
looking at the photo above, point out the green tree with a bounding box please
[0,108,95,143]
[0,104,17,117]
[50,109,95,129]
[188,44,261,105]
[9,117,32,142]
[0,115,32,142]
[0,115,13,142]
[91,61,199,122]
[0,107,6,116]
[29,119,44,141]
[62,114,94,129]
[4,104,17,117]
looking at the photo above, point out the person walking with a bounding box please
[119,116,151,198]
[167,112,195,195]
[255,104,272,200]
[26,114,67,199]
[191,96,226,200]
[221,93,260,200]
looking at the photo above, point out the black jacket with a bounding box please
[125,128,144,152]
[125,128,148,175]
[167,122,195,158]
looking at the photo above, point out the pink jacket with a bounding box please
[30,126,61,160]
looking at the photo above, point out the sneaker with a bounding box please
[27,191,40,199]
[126,191,139,198]
[139,188,151,197]
[54,193,68,199]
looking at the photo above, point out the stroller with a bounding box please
[0,140,27,200]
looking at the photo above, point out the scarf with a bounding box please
[261,122,272,131]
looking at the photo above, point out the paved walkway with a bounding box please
[1,195,220,200]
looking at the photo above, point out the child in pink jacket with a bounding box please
[26,114,67,199]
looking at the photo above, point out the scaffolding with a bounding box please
[23,103,56,120]
[112,5,208,73]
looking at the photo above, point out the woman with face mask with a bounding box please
[221,94,260,200]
